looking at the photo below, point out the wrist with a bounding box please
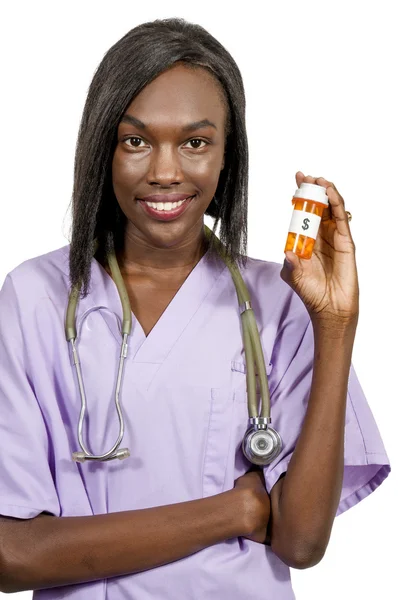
[223,488,253,537]
[310,312,359,339]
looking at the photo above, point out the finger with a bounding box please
[313,177,333,220]
[295,174,351,229]
[295,172,317,187]
[298,174,346,210]
[321,204,332,221]
[305,176,347,222]
[325,185,353,239]
[295,171,305,187]
[295,174,332,220]
[315,177,346,210]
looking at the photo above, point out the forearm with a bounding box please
[272,317,358,566]
[4,489,244,593]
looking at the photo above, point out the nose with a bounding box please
[146,144,184,186]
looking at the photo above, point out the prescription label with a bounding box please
[288,210,321,239]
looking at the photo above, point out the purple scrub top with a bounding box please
[0,244,391,599]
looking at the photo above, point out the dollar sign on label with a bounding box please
[302,218,310,231]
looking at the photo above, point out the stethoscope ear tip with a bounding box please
[72,452,86,463]
[116,448,130,460]
[71,448,130,463]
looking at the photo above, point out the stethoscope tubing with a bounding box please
[65,225,282,464]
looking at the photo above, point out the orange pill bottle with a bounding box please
[284,182,329,259]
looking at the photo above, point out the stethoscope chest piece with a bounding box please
[242,424,282,466]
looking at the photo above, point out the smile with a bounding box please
[137,195,195,222]
[144,197,191,211]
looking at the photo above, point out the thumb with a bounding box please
[295,170,306,187]
[284,250,300,270]
[280,250,301,288]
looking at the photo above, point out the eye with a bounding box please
[185,138,208,150]
[123,136,146,148]
[122,136,209,150]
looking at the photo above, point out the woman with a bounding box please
[0,17,390,599]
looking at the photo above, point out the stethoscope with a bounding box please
[65,225,283,466]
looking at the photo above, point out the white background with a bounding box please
[0,1,396,598]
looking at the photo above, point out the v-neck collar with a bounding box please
[76,246,228,365]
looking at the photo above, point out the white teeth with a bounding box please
[145,197,191,211]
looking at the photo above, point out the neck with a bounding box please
[115,223,209,278]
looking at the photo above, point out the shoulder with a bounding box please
[241,255,284,291]
[240,255,312,385]
[240,255,309,325]
[0,244,71,313]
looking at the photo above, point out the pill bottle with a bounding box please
[284,182,329,259]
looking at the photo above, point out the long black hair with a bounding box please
[67,17,249,298]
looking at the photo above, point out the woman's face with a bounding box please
[111,62,227,250]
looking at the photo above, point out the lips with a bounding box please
[138,195,195,222]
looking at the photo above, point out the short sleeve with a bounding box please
[262,310,391,517]
[0,274,61,519]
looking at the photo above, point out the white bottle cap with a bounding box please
[293,182,329,206]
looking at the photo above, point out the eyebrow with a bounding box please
[120,114,217,132]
